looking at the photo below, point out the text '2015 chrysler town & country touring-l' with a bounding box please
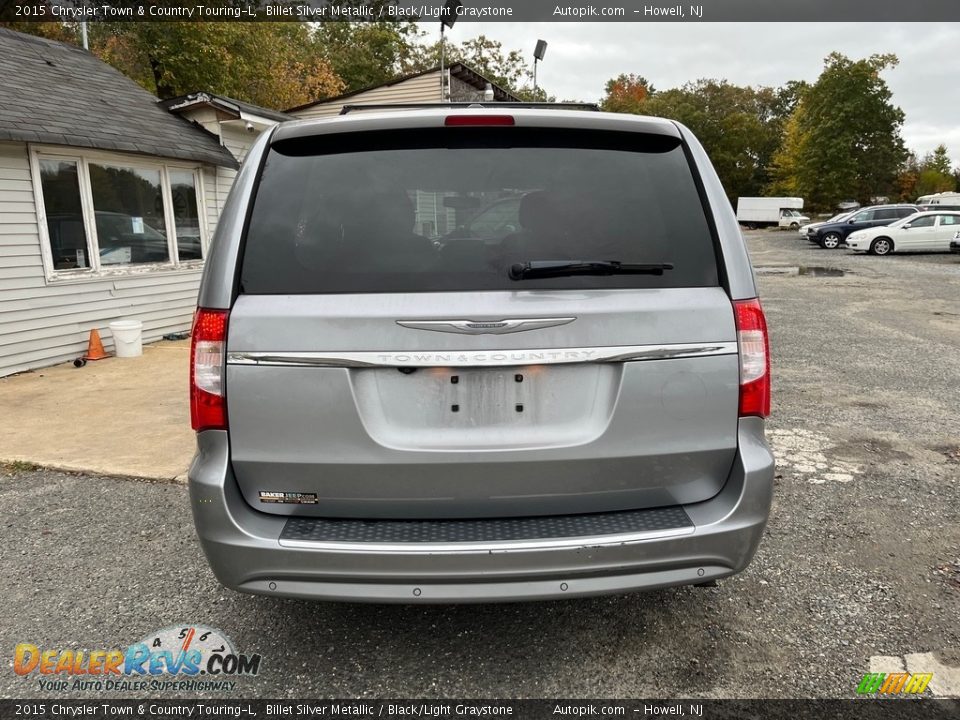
[188,107,774,603]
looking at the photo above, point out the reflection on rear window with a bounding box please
[241,128,718,293]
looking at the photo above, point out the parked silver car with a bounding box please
[188,107,774,603]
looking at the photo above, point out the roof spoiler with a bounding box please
[339,102,601,115]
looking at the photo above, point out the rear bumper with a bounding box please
[188,418,774,603]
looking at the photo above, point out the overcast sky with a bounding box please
[431,22,960,165]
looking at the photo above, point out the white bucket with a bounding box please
[109,320,143,358]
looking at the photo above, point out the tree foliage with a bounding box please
[899,144,958,199]
[90,22,344,109]
[601,77,790,201]
[600,74,653,114]
[769,53,906,208]
[313,21,421,93]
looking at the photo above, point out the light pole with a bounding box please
[533,40,547,94]
[439,0,462,102]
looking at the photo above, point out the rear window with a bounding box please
[240,128,719,294]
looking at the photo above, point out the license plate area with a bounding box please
[446,368,531,421]
[350,364,621,451]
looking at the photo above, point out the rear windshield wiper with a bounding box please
[509,260,674,281]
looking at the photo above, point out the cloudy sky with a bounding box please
[435,22,960,164]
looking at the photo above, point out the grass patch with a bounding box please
[1,460,41,474]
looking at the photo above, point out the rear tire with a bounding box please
[870,237,893,256]
[821,232,842,249]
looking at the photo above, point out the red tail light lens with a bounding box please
[733,298,770,418]
[445,115,515,126]
[190,308,229,431]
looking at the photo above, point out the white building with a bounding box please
[0,27,518,377]
[0,29,287,377]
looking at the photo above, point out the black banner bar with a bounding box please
[2,699,959,720]
[5,0,960,22]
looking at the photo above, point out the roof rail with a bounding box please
[338,102,601,115]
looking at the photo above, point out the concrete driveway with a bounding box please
[0,338,194,480]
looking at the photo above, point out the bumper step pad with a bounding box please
[280,506,693,545]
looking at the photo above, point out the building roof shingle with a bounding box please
[0,29,237,169]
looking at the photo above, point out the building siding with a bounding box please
[0,141,219,377]
[290,72,443,119]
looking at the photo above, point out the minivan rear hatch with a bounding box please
[226,118,739,519]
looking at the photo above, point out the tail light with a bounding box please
[733,298,770,418]
[190,308,229,431]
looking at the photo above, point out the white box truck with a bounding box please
[736,197,810,229]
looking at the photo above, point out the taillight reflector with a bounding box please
[733,298,770,418]
[445,115,515,126]
[190,308,229,431]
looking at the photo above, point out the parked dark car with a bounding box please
[950,238,960,254]
[806,205,919,249]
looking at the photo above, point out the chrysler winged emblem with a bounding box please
[397,317,575,335]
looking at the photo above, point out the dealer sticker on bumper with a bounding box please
[259,491,318,505]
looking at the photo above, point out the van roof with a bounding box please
[272,108,682,144]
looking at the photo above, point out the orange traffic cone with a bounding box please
[83,329,109,361]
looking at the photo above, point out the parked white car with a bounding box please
[798,211,853,237]
[846,211,960,255]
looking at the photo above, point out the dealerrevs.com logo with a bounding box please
[13,625,262,693]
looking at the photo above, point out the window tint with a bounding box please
[39,160,91,270]
[851,210,875,222]
[897,207,917,218]
[874,208,899,220]
[241,129,719,294]
[908,215,936,228]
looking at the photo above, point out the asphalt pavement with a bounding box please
[1,229,958,699]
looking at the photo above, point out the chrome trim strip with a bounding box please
[397,317,576,335]
[227,342,737,368]
[277,525,695,554]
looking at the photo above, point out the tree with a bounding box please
[926,144,953,175]
[769,53,906,209]
[895,152,921,202]
[313,21,421,93]
[93,23,344,109]
[600,74,653,114]
[913,145,957,196]
[601,76,786,202]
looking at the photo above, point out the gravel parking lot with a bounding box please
[2,229,958,699]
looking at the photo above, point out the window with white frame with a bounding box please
[32,148,207,276]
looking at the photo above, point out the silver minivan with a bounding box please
[188,106,774,603]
